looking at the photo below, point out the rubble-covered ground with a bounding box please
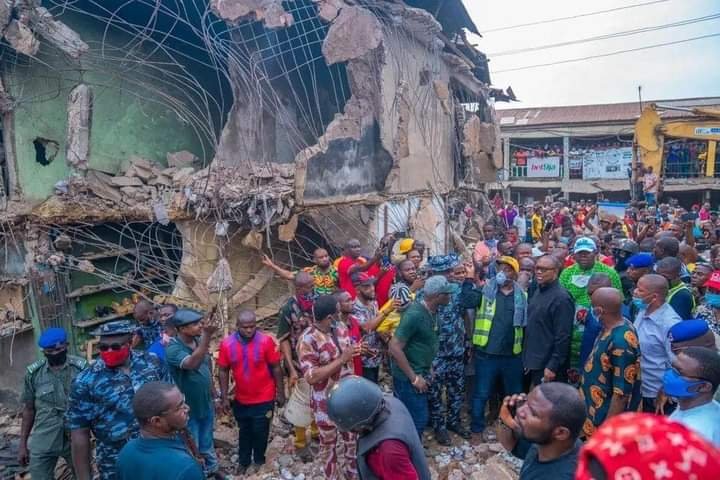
[0,402,520,480]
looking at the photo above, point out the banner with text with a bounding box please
[581,147,633,179]
[527,156,560,178]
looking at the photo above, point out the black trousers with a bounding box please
[232,400,274,466]
[642,396,677,416]
[362,367,379,384]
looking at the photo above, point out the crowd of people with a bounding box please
[15,193,720,480]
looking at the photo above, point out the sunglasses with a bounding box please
[97,342,127,352]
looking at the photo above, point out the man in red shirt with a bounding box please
[328,376,430,480]
[218,309,285,474]
[335,238,383,299]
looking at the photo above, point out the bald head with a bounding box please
[588,273,612,296]
[639,273,669,297]
[591,287,623,315]
[133,300,155,324]
[294,271,314,296]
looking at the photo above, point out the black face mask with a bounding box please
[45,349,67,366]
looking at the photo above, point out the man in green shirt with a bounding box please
[389,275,452,439]
[559,237,623,370]
[165,309,221,478]
[18,327,87,480]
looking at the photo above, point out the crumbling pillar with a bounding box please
[65,84,92,174]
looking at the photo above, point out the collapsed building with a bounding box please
[0,0,501,400]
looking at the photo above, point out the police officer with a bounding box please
[18,327,86,480]
[66,320,170,480]
[327,376,430,480]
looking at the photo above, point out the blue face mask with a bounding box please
[705,292,720,308]
[662,368,706,399]
[495,271,508,285]
[632,297,648,311]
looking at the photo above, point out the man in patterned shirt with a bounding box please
[297,295,361,480]
[580,288,641,438]
[352,273,387,383]
[67,320,170,480]
[263,248,339,296]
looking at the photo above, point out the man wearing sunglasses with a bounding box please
[18,327,87,480]
[67,320,170,480]
[666,346,720,447]
[117,382,204,479]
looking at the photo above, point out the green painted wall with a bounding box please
[6,13,209,202]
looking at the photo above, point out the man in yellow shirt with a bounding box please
[531,206,544,242]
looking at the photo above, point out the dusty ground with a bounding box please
[0,405,520,480]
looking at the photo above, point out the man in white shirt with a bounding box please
[643,166,659,206]
[633,274,681,413]
[513,206,528,243]
[667,347,720,447]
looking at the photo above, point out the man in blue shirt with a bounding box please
[117,382,204,480]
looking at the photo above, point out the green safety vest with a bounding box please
[667,282,696,313]
[473,293,525,355]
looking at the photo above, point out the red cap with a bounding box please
[576,413,720,480]
[353,272,376,286]
[704,270,720,290]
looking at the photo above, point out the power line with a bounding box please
[489,13,720,56]
[492,32,720,73]
[482,0,671,33]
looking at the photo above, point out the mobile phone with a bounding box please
[508,398,526,417]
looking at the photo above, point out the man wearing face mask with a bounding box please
[465,256,527,441]
[421,254,471,444]
[67,320,170,480]
[667,346,720,446]
[579,288,641,438]
[632,274,681,414]
[116,382,204,480]
[18,328,87,480]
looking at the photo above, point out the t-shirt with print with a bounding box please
[216,331,281,405]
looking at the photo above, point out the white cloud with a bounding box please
[466,0,720,107]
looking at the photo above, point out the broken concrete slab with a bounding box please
[210,0,294,28]
[148,175,172,187]
[314,0,342,22]
[322,6,382,65]
[172,167,195,185]
[32,7,89,59]
[86,170,122,204]
[278,214,298,242]
[111,176,144,187]
[432,80,451,115]
[4,20,40,57]
[167,150,198,169]
[65,84,92,172]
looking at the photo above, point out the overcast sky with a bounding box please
[466,0,720,108]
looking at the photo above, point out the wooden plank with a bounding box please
[67,281,125,299]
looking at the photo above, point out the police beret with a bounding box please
[38,327,67,348]
[170,309,204,327]
[91,320,136,337]
[668,319,709,343]
[626,253,654,269]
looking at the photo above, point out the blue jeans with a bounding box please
[471,352,524,433]
[187,409,218,473]
[393,374,429,439]
[645,192,656,206]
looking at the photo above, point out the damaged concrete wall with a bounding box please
[379,30,455,194]
[6,12,206,202]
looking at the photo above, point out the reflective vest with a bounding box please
[473,293,524,355]
[667,283,696,313]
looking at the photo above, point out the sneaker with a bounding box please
[448,423,472,439]
[435,428,451,446]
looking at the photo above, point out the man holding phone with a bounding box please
[497,383,585,480]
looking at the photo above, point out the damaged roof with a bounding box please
[405,0,480,35]
[498,97,720,128]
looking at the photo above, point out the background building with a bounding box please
[492,97,720,204]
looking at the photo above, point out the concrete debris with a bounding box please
[207,257,233,293]
[242,229,263,250]
[210,0,294,28]
[462,116,499,183]
[393,6,443,49]
[0,3,11,34]
[85,170,123,204]
[76,260,95,273]
[32,7,89,58]
[313,0,342,22]
[432,80,452,115]
[111,176,144,187]
[172,167,196,185]
[278,214,299,242]
[167,150,198,169]
[322,6,382,65]
[4,20,39,57]
[65,84,92,172]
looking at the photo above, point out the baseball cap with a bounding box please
[38,327,67,349]
[170,309,204,327]
[497,256,519,273]
[626,253,654,269]
[705,270,720,290]
[353,272,376,286]
[91,320,136,337]
[573,237,597,254]
[424,275,454,295]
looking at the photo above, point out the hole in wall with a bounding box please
[33,137,60,166]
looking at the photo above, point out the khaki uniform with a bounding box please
[21,355,86,480]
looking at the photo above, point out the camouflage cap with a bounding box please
[91,320,136,337]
